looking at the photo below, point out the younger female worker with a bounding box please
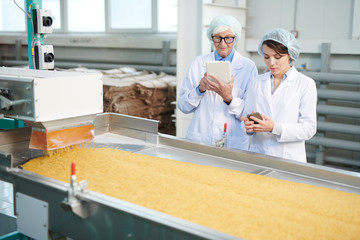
[240,28,317,162]
[178,15,258,150]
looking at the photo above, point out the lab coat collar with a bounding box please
[286,66,298,81]
[260,72,271,81]
[214,49,235,62]
[261,66,298,81]
[231,51,247,70]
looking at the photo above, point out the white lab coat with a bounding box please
[178,51,258,150]
[242,67,317,162]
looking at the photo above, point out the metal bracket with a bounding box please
[0,96,31,111]
[0,89,13,110]
[61,180,98,219]
[215,137,226,148]
[216,123,227,148]
[215,132,227,148]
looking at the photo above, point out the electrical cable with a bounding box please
[28,2,36,15]
[13,0,31,19]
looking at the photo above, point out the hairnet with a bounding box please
[206,15,242,45]
[258,28,300,61]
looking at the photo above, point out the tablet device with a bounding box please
[206,61,231,83]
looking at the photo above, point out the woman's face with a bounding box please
[262,44,291,78]
[213,29,235,58]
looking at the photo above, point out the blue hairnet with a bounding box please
[206,15,242,44]
[258,28,300,61]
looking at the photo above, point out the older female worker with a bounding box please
[178,15,258,150]
[240,28,317,162]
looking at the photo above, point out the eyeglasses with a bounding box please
[212,36,235,44]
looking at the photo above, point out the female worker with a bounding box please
[240,28,317,162]
[177,15,258,150]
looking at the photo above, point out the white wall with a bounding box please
[247,0,355,40]
[246,0,360,72]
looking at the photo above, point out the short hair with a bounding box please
[263,40,289,56]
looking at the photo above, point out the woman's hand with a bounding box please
[198,73,210,93]
[241,112,275,133]
[252,115,274,132]
[206,74,234,103]
[240,115,255,133]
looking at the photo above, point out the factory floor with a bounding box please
[0,180,13,216]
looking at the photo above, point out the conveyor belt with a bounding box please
[90,131,360,195]
[0,113,359,240]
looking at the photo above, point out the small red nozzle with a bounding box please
[71,162,76,176]
[224,123,227,133]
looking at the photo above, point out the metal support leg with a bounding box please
[162,40,171,67]
[320,42,331,72]
[15,40,22,61]
[315,145,324,165]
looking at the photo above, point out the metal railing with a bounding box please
[304,72,360,168]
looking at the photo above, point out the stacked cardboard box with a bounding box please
[68,67,176,135]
